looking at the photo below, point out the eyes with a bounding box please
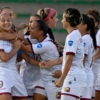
[0,18,11,22]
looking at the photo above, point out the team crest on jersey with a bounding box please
[68,41,73,46]
[84,42,86,47]
[0,81,3,88]
[37,43,42,48]
[56,92,61,99]
[64,87,70,92]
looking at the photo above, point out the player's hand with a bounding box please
[17,23,28,29]
[39,61,49,69]
[13,38,23,49]
[54,78,64,87]
[52,70,62,78]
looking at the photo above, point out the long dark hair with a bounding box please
[82,14,97,49]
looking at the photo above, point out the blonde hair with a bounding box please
[37,8,56,20]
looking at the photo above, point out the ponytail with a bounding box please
[90,18,97,50]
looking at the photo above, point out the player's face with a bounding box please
[1,9,13,19]
[61,13,68,29]
[48,13,58,28]
[0,14,12,31]
[29,21,40,39]
[29,16,40,28]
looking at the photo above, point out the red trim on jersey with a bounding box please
[13,96,28,98]
[0,49,4,51]
[80,98,91,100]
[61,93,79,99]
[97,46,100,48]
[30,44,34,54]
[95,90,100,92]
[28,96,33,98]
[35,86,45,90]
[0,92,11,95]
[70,29,77,33]
[66,52,75,55]
[41,36,47,42]
[27,38,31,44]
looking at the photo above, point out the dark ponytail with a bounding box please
[89,18,97,49]
[82,14,97,50]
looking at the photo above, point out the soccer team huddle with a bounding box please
[0,6,100,100]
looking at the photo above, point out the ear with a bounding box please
[95,21,99,28]
[48,17,52,22]
[84,24,87,29]
[39,30,43,35]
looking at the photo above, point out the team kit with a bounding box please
[0,6,99,100]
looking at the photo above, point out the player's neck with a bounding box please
[67,27,77,34]
[80,30,88,36]
[37,36,47,42]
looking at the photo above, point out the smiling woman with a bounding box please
[0,13,28,100]
[21,20,62,100]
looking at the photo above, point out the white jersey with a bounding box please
[82,34,94,71]
[62,30,86,87]
[0,40,17,70]
[20,35,40,89]
[31,36,62,85]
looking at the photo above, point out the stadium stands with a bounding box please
[0,0,100,4]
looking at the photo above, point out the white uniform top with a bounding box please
[20,35,40,89]
[92,30,100,64]
[62,30,86,87]
[0,40,17,70]
[82,34,94,71]
[31,36,62,85]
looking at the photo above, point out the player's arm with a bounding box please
[0,32,24,40]
[0,40,23,62]
[39,57,62,68]
[21,44,33,53]
[20,52,39,66]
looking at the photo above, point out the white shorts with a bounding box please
[61,87,84,99]
[95,76,100,92]
[27,89,35,97]
[81,86,93,99]
[34,79,47,96]
[0,67,28,97]
[44,83,61,100]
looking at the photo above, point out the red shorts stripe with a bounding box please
[61,93,79,99]
[66,52,75,55]
[95,90,100,92]
[12,96,28,98]
[35,86,45,90]
[80,98,91,100]
[0,92,11,95]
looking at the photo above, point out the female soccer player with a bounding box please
[78,14,96,100]
[54,8,87,100]
[0,13,28,100]
[21,20,62,100]
[86,8,100,98]
[37,8,63,56]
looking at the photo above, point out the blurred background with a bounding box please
[0,0,100,44]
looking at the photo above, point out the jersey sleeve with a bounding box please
[82,38,89,56]
[25,35,38,44]
[65,35,79,55]
[31,42,50,54]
